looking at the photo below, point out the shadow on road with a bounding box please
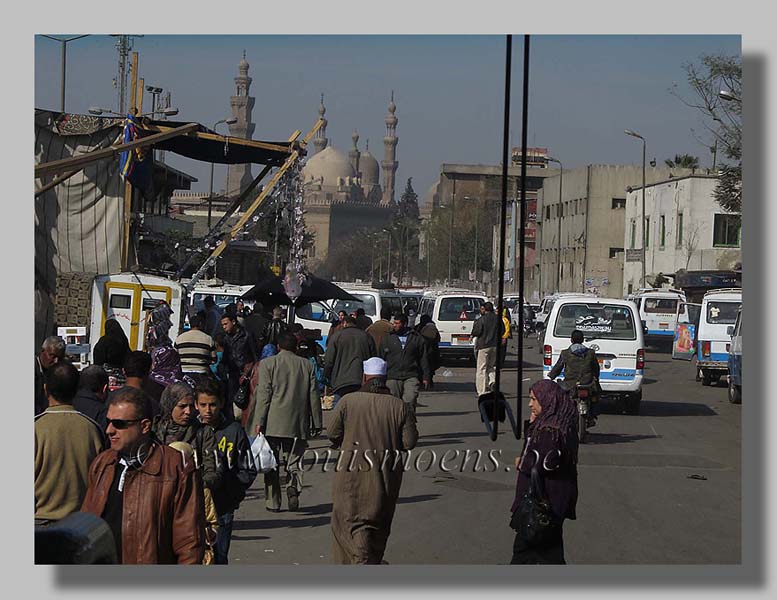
[597,400,718,417]
[396,493,442,504]
[230,534,270,541]
[418,410,478,418]
[233,515,331,530]
[582,433,658,445]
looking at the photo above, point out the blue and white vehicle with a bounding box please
[697,288,742,386]
[632,288,686,347]
[542,295,645,414]
[727,307,742,404]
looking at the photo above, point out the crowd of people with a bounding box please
[34,295,581,565]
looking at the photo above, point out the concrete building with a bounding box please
[536,165,694,300]
[301,94,397,266]
[425,162,557,297]
[622,174,741,295]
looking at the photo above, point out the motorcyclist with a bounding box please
[547,329,600,424]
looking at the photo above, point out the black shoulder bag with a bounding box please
[510,449,562,547]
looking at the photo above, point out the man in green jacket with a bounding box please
[249,332,322,512]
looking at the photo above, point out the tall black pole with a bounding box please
[60,40,66,112]
[515,35,531,439]
[492,35,513,441]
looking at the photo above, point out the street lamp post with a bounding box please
[464,196,479,286]
[719,89,741,103]
[208,117,238,228]
[547,157,563,291]
[40,34,89,112]
[625,129,647,288]
[447,195,455,285]
[383,228,392,283]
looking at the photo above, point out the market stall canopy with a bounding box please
[241,273,358,308]
[143,119,296,167]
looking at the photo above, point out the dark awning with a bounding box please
[144,119,295,167]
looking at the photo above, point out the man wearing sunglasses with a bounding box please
[81,386,205,564]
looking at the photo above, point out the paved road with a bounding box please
[229,338,741,565]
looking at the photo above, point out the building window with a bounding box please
[558,203,563,218]
[659,215,666,249]
[612,197,626,209]
[545,205,551,220]
[326,193,333,201]
[676,213,684,248]
[713,214,741,247]
[570,262,574,279]
[308,245,316,258]
[609,247,624,259]
[644,218,650,249]
[628,283,634,295]
[630,220,636,249]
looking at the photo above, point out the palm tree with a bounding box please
[664,154,700,169]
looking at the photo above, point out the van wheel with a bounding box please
[728,381,741,404]
[625,391,641,415]
[701,371,712,386]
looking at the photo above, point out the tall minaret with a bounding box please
[349,129,361,178]
[381,91,399,205]
[312,94,328,155]
[226,51,256,199]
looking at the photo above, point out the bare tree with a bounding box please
[684,222,702,270]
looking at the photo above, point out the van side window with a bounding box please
[109,294,132,309]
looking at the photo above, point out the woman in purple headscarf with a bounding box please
[510,379,579,564]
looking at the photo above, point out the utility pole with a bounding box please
[112,35,142,114]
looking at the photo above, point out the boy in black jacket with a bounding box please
[195,378,258,564]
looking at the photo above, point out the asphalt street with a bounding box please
[230,338,741,565]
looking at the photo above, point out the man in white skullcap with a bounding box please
[328,357,418,564]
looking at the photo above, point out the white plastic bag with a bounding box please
[251,433,278,473]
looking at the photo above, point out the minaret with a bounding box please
[381,91,399,205]
[226,51,256,200]
[313,94,328,155]
[349,129,361,178]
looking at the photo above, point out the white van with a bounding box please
[418,290,489,361]
[184,280,256,316]
[632,288,686,347]
[542,295,645,414]
[536,292,584,326]
[293,285,405,348]
[696,288,742,386]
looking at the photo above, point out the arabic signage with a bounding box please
[625,249,642,263]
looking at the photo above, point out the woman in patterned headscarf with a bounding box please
[510,379,579,564]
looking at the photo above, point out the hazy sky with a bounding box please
[34,34,740,202]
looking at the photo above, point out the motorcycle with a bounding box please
[571,381,599,443]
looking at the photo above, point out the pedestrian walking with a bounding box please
[471,302,503,395]
[501,308,512,366]
[328,357,418,564]
[35,362,105,525]
[510,379,578,564]
[324,315,376,405]
[263,306,289,348]
[354,307,373,330]
[377,313,431,415]
[73,365,109,433]
[415,314,441,389]
[122,350,162,417]
[243,301,269,357]
[153,382,222,492]
[174,312,217,385]
[195,378,257,564]
[248,332,322,512]
[366,307,393,349]
[203,296,223,339]
[81,386,205,564]
[35,336,66,415]
[92,319,131,370]
[220,312,256,421]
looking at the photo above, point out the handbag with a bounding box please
[510,449,562,547]
[233,363,255,410]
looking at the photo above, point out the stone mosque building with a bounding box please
[302,93,397,266]
[171,55,397,271]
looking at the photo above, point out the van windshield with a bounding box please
[553,303,637,340]
[643,298,678,313]
[333,294,377,317]
[439,297,483,321]
[706,301,740,325]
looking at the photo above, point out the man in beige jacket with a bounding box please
[249,331,321,512]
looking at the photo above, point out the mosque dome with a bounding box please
[359,149,380,185]
[303,146,356,186]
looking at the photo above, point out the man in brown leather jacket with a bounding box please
[81,386,205,564]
